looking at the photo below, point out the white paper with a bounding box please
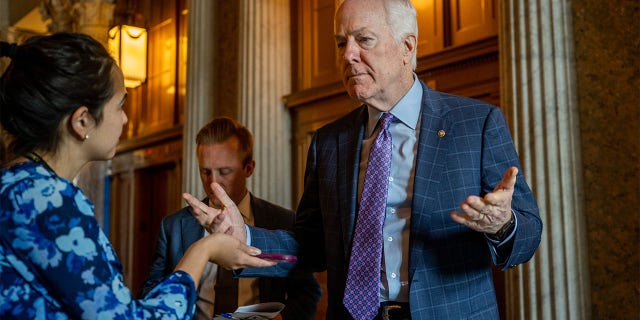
[213,302,285,319]
[234,302,285,319]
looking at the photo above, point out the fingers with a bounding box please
[211,182,236,208]
[208,234,276,269]
[183,192,233,233]
[239,243,262,256]
[212,215,234,235]
[236,244,276,268]
[453,197,491,223]
[465,196,490,217]
[210,182,247,241]
[493,166,518,193]
[225,256,276,270]
[450,167,518,233]
[482,167,517,206]
[182,192,211,213]
[450,204,494,234]
[183,193,215,226]
[242,256,277,268]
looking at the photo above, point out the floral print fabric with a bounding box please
[0,162,197,319]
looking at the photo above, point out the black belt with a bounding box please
[375,301,411,320]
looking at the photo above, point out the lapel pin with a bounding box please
[437,130,446,138]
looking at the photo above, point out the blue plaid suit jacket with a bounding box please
[244,81,542,319]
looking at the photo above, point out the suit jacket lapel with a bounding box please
[409,83,449,276]
[251,194,265,227]
[339,106,367,259]
[413,84,449,209]
[181,200,206,253]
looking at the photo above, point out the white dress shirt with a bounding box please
[358,75,423,303]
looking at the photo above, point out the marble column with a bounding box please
[500,0,591,319]
[182,0,216,197]
[237,0,292,208]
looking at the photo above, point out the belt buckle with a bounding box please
[382,304,402,320]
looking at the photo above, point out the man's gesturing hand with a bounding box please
[450,166,518,235]
[183,182,247,242]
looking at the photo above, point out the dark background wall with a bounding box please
[572,0,639,318]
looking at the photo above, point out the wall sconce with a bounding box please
[108,25,147,88]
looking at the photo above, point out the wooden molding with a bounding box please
[116,125,183,154]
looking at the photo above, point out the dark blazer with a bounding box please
[242,82,543,319]
[140,194,321,320]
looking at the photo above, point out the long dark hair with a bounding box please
[0,33,117,161]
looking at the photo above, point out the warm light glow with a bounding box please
[108,25,147,88]
[412,0,430,11]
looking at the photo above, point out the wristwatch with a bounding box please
[489,214,515,241]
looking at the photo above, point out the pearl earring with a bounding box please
[84,134,90,141]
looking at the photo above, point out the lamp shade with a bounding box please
[108,25,147,88]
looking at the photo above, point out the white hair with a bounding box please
[384,0,418,69]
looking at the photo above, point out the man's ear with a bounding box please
[69,106,95,141]
[402,34,417,65]
[244,159,256,177]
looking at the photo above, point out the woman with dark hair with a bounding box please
[0,33,273,319]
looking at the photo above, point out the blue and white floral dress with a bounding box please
[0,161,198,319]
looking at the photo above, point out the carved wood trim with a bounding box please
[116,125,182,154]
[416,36,498,74]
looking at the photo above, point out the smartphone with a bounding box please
[256,253,298,263]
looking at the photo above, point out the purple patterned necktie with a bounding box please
[344,112,394,320]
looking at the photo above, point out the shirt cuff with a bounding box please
[485,210,518,247]
[245,224,252,245]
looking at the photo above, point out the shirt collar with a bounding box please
[237,191,252,223]
[367,73,422,135]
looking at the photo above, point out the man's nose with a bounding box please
[342,40,359,64]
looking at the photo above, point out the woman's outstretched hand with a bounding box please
[201,233,274,270]
[174,232,274,287]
